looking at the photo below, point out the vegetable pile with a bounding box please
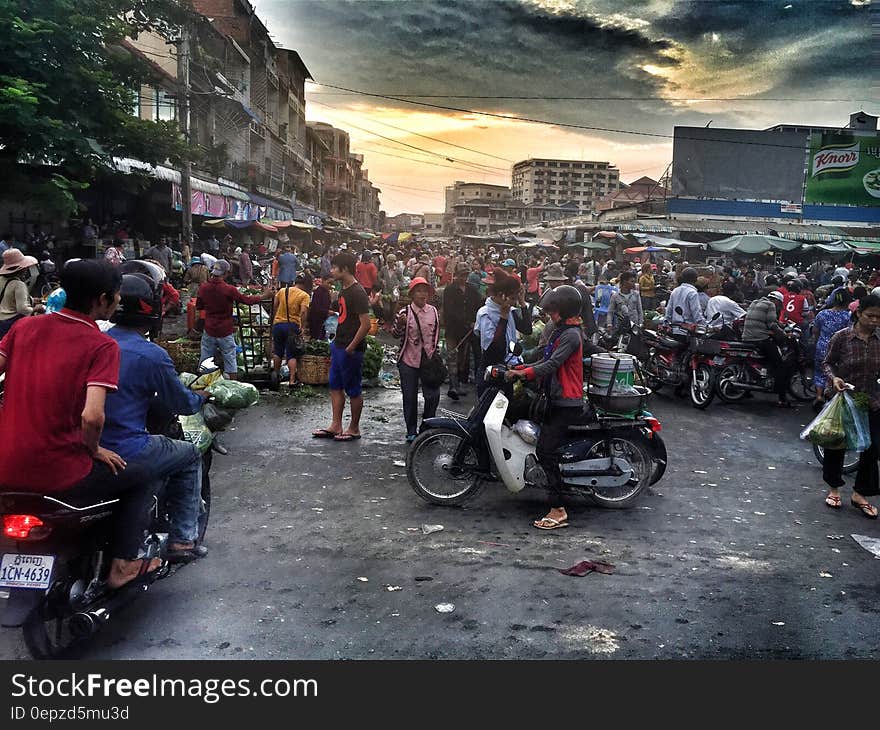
[363,335,384,379]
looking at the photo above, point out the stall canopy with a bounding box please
[630,233,705,249]
[568,241,611,251]
[708,234,802,254]
[624,246,680,254]
[264,219,316,230]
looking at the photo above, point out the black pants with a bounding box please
[398,362,440,437]
[750,338,792,400]
[537,406,588,506]
[823,409,880,496]
[54,461,154,559]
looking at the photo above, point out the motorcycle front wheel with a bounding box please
[716,364,748,402]
[689,364,716,409]
[406,428,483,506]
[584,437,652,509]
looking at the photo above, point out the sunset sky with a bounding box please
[252,0,877,216]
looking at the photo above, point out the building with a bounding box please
[308,122,353,222]
[444,180,578,233]
[386,213,424,232]
[595,176,668,214]
[422,213,444,234]
[511,158,620,213]
[670,111,880,225]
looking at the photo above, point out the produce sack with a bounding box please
[841,392,872,452]
[800,393,846,450]
[202,403,234,431]
[206,380,259,409]
[179,412,213,453]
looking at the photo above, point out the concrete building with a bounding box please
[423,213,444,234]
[386,213,424,232]
[511,158,620,212]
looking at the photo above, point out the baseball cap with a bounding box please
[502,258,516,267]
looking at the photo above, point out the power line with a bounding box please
[309,92,867,102]
[313,83,853,151]
[354,145,506,176]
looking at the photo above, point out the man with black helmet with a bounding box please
[100,273,211,562]
[506,284,585,530]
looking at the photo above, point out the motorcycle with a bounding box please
[0,361,224,658]
[712,323,814,404]
[638,308,702,396]
[406,351,666,510]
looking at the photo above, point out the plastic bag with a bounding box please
[189,368,224,391]
[202,403,234,431]
[206,380,259,409]
[179,412,213,453]
[841,392,872,452]
[800,393,846,449]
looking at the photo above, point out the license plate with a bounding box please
[0,553,55,590]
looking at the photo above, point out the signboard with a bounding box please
[805,133,880,207]
[780,203,802,214]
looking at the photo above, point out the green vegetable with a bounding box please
[363,335,384,379]
[305,339,331,357]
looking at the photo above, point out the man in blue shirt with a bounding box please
[277,246,298,286]
[101,274,209,562]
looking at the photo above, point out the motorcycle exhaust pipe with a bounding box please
[69,580,151,638]
[721,380,764,392]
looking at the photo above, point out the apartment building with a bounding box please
[511,158,620,212]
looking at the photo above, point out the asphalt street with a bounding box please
[2,384,879,659]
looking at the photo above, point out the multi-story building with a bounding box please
[511,158,620,213]
[386,213,424,232]
[423,213,444,234]
[309,122,353,222]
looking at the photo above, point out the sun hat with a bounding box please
[543,262,568,283]
[0,248,38,275]
[408,276,430,293]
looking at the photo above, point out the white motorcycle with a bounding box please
[406,361,666,509]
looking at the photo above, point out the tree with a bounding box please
[0,0,195,215]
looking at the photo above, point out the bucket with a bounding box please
[589,353,635,390]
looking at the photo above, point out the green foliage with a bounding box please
[363,335,384,379]
[0,0,195,214]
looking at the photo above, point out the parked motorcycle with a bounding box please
[406,355,666,509]
[0,361,224,658]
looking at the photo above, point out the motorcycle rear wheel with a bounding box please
[406,428,483,506]
[716,364,748,403]
[642,354,664,392]
[584,437,652,509]
[22,565,85,659]
[813,442,859,475]
[689,364,716,409]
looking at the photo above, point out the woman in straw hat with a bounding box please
[0,248,42,337]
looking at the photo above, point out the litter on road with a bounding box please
[421,524,444,534]
[558,560,616,577]
[851,534,880,558]
[435,603,455,613]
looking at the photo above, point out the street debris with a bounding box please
[767,466,776,470]
[851,534,880,558]
[435,603,455,613]
[558,559,616,577]
[771,621,785,626]
[357,577,369,582]
[819,571,833,578]
[694,470,708,474]
[421,524,444,534]
[827,535,844,540]
[393,460,406,467]
[386,586,402,592]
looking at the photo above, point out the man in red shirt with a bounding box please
[0,260,158,588]
[196,260,271,379]
[433,249,448,286]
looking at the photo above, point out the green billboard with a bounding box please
[805,133,880,207]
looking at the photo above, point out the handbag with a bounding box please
[411,305,447,387]
[284,286,305,358]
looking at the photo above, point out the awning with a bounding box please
[263,219,315,230]
[219,184,250,201]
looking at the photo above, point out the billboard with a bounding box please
[672,127,807,203]
[805,133,880,207]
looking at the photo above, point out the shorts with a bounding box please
[329,341,365,397]
[200,333,238,374]
[272,322,303,360]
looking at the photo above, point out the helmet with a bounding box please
[542,285,582,319]
[767,291,784,303]
[111,273,161,326]
[120,259,166,285]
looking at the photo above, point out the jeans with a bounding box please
[200,333,238,374]
[823,409,880,496]
[398,361,440,437]
[130,435,203,544]
[445,332,471,391]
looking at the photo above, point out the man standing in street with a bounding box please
[313,252,371,442]
[665,267,706,326]
[196,260,271,379]
[144,237,173,276]
[277,245,298,287]
[607,270,644,334]
[443,262,481,400]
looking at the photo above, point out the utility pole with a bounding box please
[176,24,193,246]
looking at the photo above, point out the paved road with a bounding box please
[2,386,879,659]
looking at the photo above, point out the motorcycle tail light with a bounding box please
[644,417,662,433]
[2,514,51,541]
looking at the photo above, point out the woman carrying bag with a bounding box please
[0,248,42,337]
[393,277,442,443]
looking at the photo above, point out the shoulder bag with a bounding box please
[411,305,447,387]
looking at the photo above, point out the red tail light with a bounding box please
[2,515,51,541]
[644,417,662,433]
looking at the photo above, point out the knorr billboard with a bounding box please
[805,133,880,207]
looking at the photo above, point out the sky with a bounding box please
[251,0,877,216]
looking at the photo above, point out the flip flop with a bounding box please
[825,494,842,509]
[533,517,569,530]
[333,433,362,442]
[851,499,878,519]
[312,428,341,439]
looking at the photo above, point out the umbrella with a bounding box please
[569,241,611,251]
[708,234,802,254]
[631,233,704,249]
[624,246,680,254]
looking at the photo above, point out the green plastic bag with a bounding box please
[800,393,846,449]
[841,392,872,452]
[179,412,213,453]
[206,380,259,409]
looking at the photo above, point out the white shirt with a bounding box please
[706,296,746,328]
[834,267,850,280]
[200,252,218,268]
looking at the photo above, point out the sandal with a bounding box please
[825,493,841,509]
[851,499,878,519]
[167,542,209,563]
[533,517,569,530]
[312,428,341,439]
[333,433,362,442]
